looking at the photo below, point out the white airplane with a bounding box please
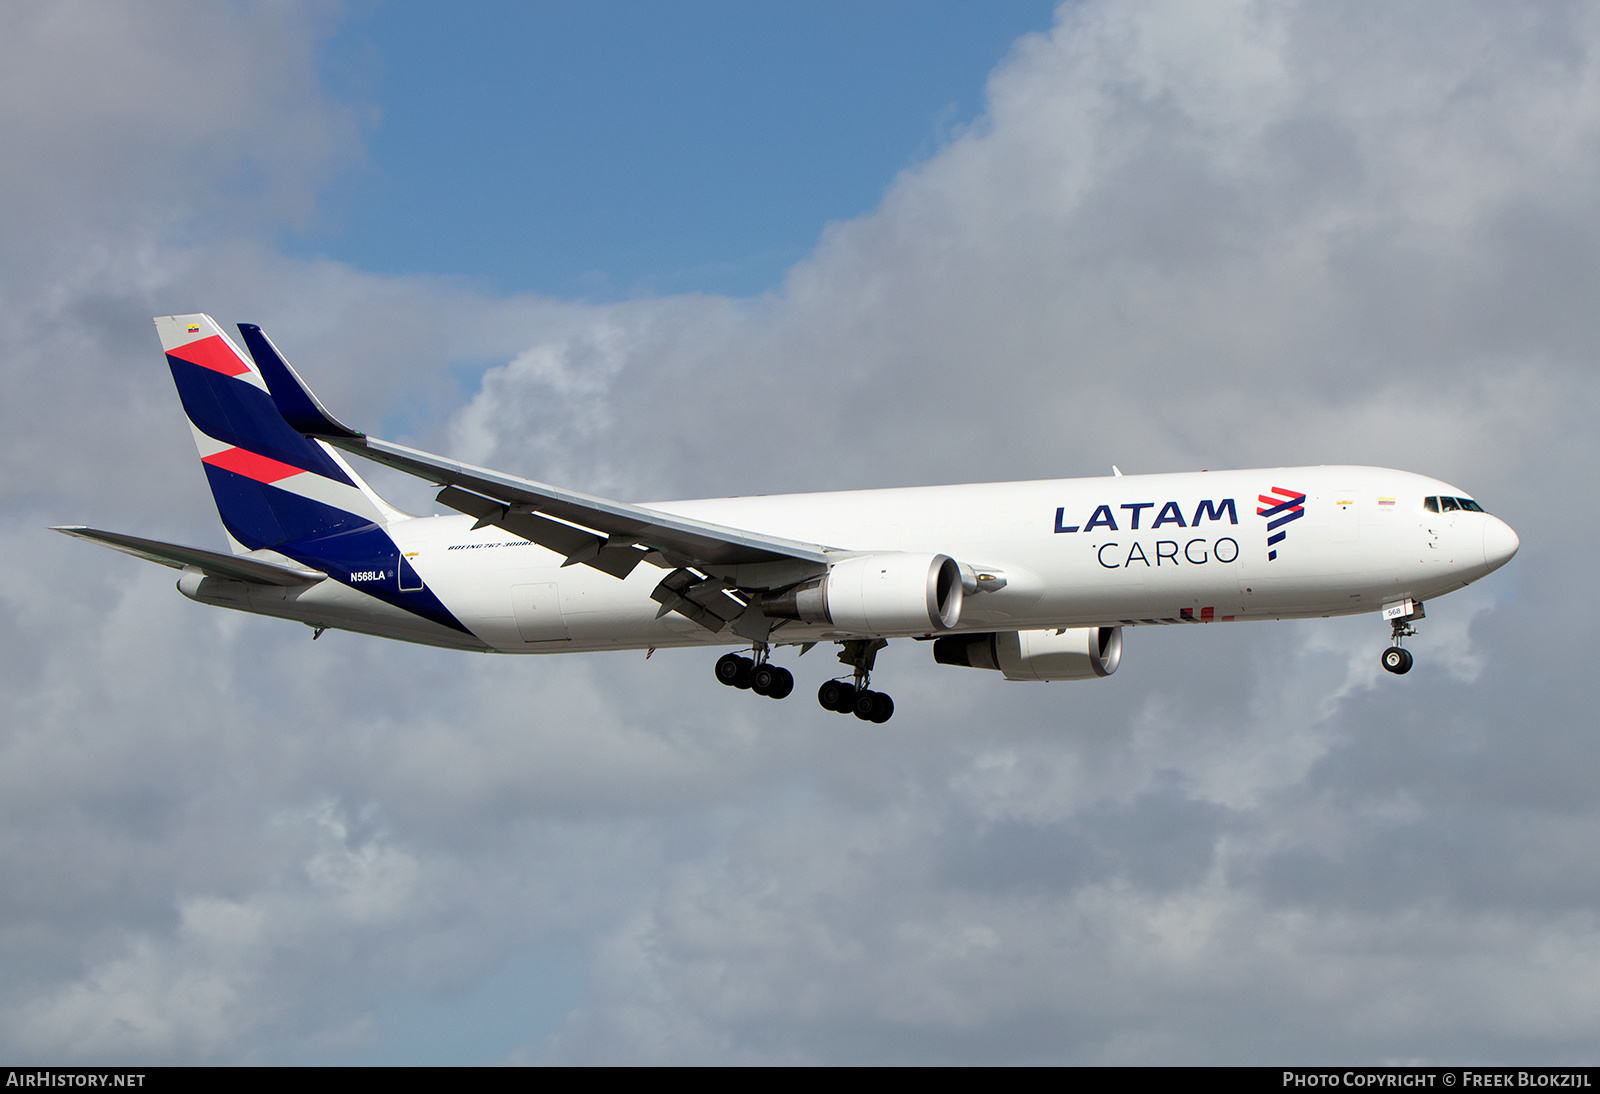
[56,315,1520,722]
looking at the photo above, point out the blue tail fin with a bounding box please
[155,314,391,553]
[155,314,468,635]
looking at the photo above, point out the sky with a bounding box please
[298,0,1062,298]
[1,0,1598,1065]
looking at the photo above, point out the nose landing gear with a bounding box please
[1381,599,1424,675]
[818,639,894,723]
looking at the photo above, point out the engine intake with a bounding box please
[933,626,1121,681]
[756,552,963,635]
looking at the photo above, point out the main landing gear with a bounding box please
[712,639,896,721]
[714,647,794,699]
[817,639,894,723]
[1381,599,1424,675]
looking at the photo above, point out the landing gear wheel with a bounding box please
[715,653,754,687]
[765,666,794,700]
[818,679,856,712]
[852,690,877,721]
[751,663,793,698]
[1381,646,1413,675]
[722,657,755,688]
[750,666,773,696]
[852,690,894,722]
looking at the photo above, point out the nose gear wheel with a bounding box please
[1381,601,1423,675]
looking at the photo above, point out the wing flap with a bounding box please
[650,568,748,633]
[52,527,327,586]
[435,485,650,579]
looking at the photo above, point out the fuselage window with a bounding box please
[1439,496,1460,511]
[1457,498,1485,512]
[1424,496,1440,513]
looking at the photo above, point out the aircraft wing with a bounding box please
[52,527,327,586]
[341,437,830,570]
[238,323,833,580]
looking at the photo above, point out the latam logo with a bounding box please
[1053,498,1238,533]
[1258,487,1306,561]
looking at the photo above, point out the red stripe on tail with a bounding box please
[168,335,251,377]
[202,446,303,484]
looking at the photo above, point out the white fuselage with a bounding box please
[190,465,1518,653]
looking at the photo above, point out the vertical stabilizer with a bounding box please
[156,314,391,553]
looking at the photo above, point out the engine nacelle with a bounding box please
[933,626,1122,681]
[177,568,250,605]
[757,552,963,634]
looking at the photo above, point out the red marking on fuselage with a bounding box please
[202,446,302,484]
[167,334,251,377]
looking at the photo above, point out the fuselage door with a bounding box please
[1422,496,1457,563]
[512,582,571,642]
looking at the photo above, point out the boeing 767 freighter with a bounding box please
[55,315,1520,722]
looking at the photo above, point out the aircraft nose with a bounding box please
[1483,516,1520,571]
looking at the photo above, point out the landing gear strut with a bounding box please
[818,639,894,723]
[1381,599,1424,675]
[714,645,794,699]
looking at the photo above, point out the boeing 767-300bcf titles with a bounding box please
[55,315,1520,722]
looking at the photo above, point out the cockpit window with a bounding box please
[1425,495,1488,514]
[1433,495,1491,511]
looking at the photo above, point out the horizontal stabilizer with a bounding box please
[52,526,327,586]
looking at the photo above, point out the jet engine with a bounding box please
[756,552,963,634]
[933,626,1122,681]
